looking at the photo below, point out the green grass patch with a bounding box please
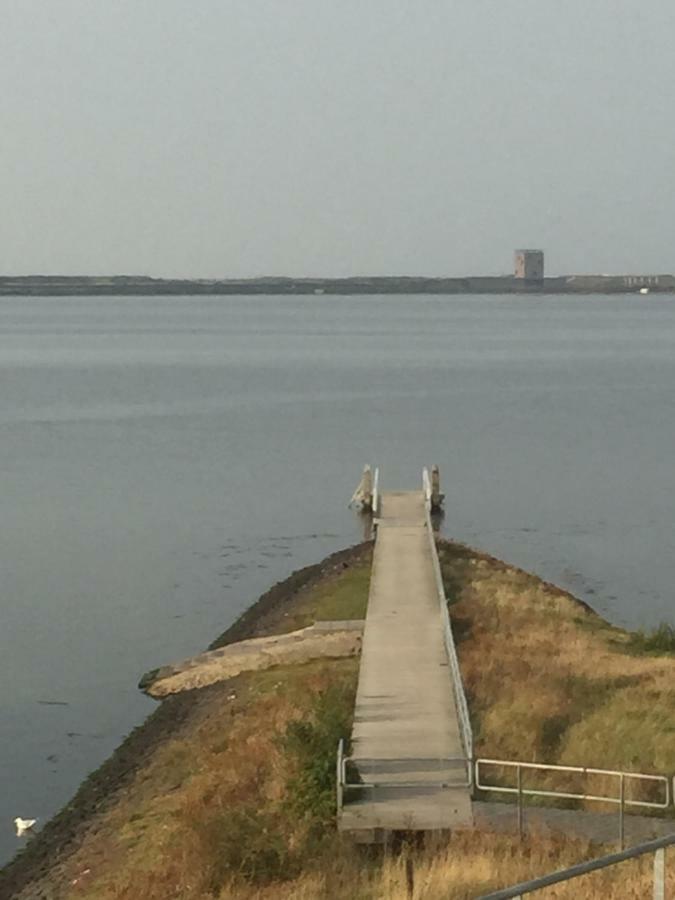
[628,623,675,656]
[281,562,371,630]
[559,682,675,774]
[280,680,356,824]
[191,804,294,887]
[436,541,474,604]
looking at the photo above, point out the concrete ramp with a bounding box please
[339,491,473,841]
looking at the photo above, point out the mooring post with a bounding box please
[349,465,374,511]
[363,465,373,508]
[430,464,444,512]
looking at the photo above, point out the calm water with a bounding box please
[2,293,675,864]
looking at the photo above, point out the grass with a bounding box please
[437,540,675,791]
[42,658,360,900]
[218,550,373,643]
[10,540,675,899]
[284,562,371,628]
[628,623,675,656]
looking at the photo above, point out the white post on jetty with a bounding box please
[422,465,444,514]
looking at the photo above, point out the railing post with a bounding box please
[405,856,415,899]
[337,739,344,816]
[517,764,524,841]
[422,467,431,508]
[653,847,665,900]
[619,773,625,850]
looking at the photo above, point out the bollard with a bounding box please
[430,464,444,512]
[349,465,373,511]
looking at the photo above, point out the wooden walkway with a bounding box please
[339,491,473,840]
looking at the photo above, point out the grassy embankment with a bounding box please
[4,540,675,899]
[439,542,675,778]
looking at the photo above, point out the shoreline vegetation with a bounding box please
[2,540,674,899]
[2,274,675,296]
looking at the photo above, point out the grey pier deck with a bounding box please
[339,490,473,841]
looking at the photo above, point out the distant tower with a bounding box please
[514,249,544,282]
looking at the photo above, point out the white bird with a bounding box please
[14,817,37,837]
[639,287,650,295]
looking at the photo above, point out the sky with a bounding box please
[1,0,674,278]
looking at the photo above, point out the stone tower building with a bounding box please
[514,249,544,282]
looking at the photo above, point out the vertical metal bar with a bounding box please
[619,773,625,851]
[405,857,415,899]
[336,739,344,816]
[517,764,524,840]
[653,847,665,900]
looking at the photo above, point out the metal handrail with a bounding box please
[477,832,675,899]
[340,754,473,793]
[337,738,344,815]
[476,758,670,810]
[422,473,474,765]
[476,757,671,850]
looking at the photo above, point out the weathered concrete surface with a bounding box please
[474,801,675,845]
[340,492,473,838]
[140,621,364,698]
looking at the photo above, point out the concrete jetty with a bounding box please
[339,486,473,841]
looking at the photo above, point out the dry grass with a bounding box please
[438,541,675,799]
[89,831,672,900]
[47,658,358,900]
[439,542,675,764]
[13,541,675,900]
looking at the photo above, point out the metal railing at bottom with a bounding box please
[336,738,345,816]
[475,758,671,850]
[336,740,472,815]
[477,832,675,899]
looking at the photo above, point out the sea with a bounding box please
[1,292,675,864]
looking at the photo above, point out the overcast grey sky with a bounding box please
[1,1,674,277]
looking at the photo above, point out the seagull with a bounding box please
[14,817,37,837]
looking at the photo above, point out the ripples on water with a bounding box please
[1,293,675,863]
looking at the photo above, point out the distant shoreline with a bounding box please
[1,274,674,296]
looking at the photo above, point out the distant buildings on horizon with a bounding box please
[0,250,673,294]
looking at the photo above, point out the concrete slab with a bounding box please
[474,801,675,846]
